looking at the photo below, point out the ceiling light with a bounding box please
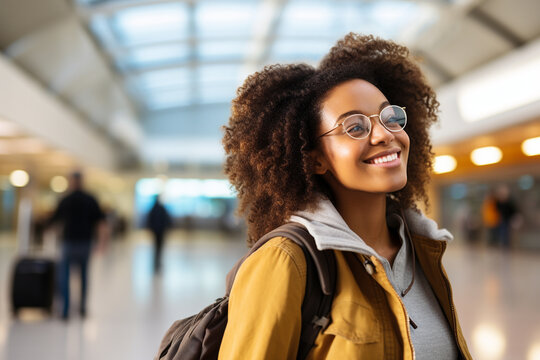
[472,324,506,360]
[458,57,540,122]
[522,136,540,156]
[527,342,540,360]
[50,176,68,193]
[9,170,30,187]
[470,146,503,166]
[433,155,457,174]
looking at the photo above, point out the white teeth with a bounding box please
[371,153,398,164]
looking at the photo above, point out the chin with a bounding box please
[385,178,408,193]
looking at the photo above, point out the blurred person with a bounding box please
[48,171,108,319]
[494,184,518,248]
[482,188,501,246]
[218,34,471,359]
[146,195,171,273]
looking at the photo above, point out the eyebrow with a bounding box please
[334,101,391,125]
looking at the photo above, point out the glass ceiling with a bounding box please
[80,0,441,112]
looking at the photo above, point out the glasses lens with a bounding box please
[343,115,370,139]
[381,106,407,131]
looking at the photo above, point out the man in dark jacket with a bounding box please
[49,171,108,319]
[495,184,518,248]
[146,195,171,273]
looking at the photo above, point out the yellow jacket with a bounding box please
[219,235,472,359]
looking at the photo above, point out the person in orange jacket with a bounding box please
[219,33,472,359]
[482,188,501,246]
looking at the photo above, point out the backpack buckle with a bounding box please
[312,316,330,330]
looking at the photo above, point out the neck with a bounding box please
[332,190,400,263]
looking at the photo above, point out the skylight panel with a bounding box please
[137,68,191,89]
[343,1,439,43]
[197,64,242,104]
[144,87,193,110]
[198,64,243,84]
[90,15,117,50]
[198,83,237,104]
[195,2,256,38]
[112,3,189,46]
[271,38,333,61]
[131,45,190,65]
[117,44,190,70]
[198,41,249,61]
[277,1,439,43]
[367,1,416,39]
[279,2,337,37]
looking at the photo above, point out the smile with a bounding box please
[365,151,401,166]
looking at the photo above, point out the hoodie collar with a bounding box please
[289,198,453,256]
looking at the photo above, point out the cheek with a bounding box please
[400,132,410,154]
[324,140,359,166]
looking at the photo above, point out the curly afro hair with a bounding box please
[223,33,439,245]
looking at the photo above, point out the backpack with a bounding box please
[154,222,336,360]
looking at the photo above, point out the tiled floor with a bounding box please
[0,230,539,360]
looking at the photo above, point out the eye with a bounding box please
[344,119,368,137]
[347,124,366,132]
[384,116,402,128]
[382,107,406,130]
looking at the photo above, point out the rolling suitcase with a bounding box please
[11,257,56,315]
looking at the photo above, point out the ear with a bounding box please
[310,148,329,175]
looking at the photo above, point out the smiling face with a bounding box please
[313,79,410,196]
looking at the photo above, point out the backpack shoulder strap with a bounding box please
[279,223,336,359]
[225,222,336,359]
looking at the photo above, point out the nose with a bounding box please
[369,117,393,145]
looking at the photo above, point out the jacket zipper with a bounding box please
[369,256,416,360]
[395,279,416,360]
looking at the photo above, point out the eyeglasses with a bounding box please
[318,105,407,140]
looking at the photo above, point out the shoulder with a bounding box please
[82,191,97,201]
[260,236,306,262]
[247,236,306,276]
[233,236,307,293]
[222,239,306,358]
[82,191,100,206]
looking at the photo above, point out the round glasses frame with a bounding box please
[318,105,407,140]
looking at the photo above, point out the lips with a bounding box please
[364,149,401,164]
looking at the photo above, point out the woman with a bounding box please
[219,33,471,359]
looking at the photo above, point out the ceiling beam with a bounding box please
[0,53,118,170]
[121,58,245,76]
[468,6,525,48]
[243,0,288,73]
[413,50,454,84]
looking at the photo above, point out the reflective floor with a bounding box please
[0,230,539,360]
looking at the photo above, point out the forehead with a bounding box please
[321,79,387,114]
